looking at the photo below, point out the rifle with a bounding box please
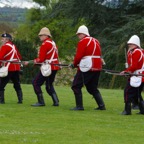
[125,47,128,68]
[103,69,144,77]
[0,60,70,67]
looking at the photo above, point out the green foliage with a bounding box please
[55,56,76,86]
[13,39,39,84]
[17,1,79,57]
[26,8,42,23]
[99,17,144,88]
[14,0,144,88]
[47,19,78,57]
[33,0,51,7]
[33,0,59,9]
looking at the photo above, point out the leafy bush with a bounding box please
[14,39,39,84]
[55,56,76,86]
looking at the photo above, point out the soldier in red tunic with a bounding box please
[70,25,106,110]
[30,27,60,107]
[121,35,144,115]
[0,33,23,104]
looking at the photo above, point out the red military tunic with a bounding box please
[124,47,144,82]
[34,38,60,70]
[0,41,22,71]
[73,36,102,71]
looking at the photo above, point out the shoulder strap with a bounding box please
[45,40,57,63]
[4,43,15,58]
[5,44,15,68]
[86,37,97,56]
[45,40,53,54]
[133,49,144,74]
[92,38,96,56]
[134,49,143,62]
[86,37,93,47]
[45,40,57,54]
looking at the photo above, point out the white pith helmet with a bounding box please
[76,25,90,36]
[38,27,52,37]
[127,35,141,48]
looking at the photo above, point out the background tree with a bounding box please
[56,0,144,88]
[10,0,144,87]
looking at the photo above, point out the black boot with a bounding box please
[93,93,106,110]
[16,90,23,104]
[31,93,45,107]
[0,91,5,104]
[121,102,131,115]
[132,103,139,110]
[138,101,144,114]
[71,94,84,111]
[51,93,59,106]
[132,99,139,110]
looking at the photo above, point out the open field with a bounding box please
[0,84,144,144]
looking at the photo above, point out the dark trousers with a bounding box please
[0,71,22,91]
[32,70,57,95]
[71,71,101,96]
[124,79,142,103]
[138,83,144,101]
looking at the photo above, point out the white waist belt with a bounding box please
[45,59,57,63]
[11,59,18,61]
[83,56,101,59]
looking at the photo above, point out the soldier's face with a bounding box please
[128,44,137,49]
[39,35,48,41]
[1,37,7,45]
[77,33,86,40]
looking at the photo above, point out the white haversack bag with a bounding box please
[40,63,52,77]
[79,57,92,72]
[0,66,8,77]
[130,76,142,87]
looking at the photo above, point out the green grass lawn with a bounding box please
[0,84,144,144]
